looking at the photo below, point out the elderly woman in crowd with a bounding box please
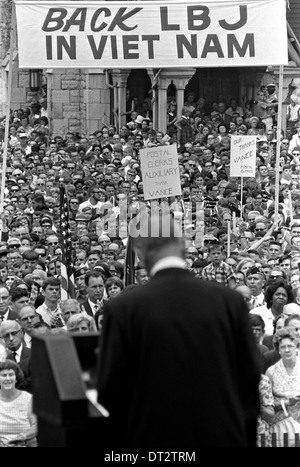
[266,327,300,425]
[0,360,37,447]
[60,298,81,325]
[66,313,97,333]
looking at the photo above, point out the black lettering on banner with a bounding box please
[123,35,139,59]
[160,7,180,31]
[201,34,224,58]
[88,35,123,60]
[46,36,77,60]
[219,5,247,30]
[46,36,52,59]
[63,8,87,32]
[108,8,142,32]
[177,35,197,58]
[42,8,68,31]
[57,36,76,59]
[227,33,254,57]
[90,8,110,32]
[142,35,160,59]
[111,36,118,59]
[187,6,211,30]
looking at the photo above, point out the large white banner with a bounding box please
[140,144,181,200]
[230,135,256,177]
[15,0,288,69]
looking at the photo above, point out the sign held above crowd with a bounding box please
[139,144,181,201]
[15,0,288,69]
[230,135,256,177]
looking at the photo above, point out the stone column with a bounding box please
[155,68,196,133]
[157,81,168,132]
[110,69,130,132]
[271,66,300,135]
[147,69,160,131]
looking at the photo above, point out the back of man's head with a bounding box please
[130,213,185,273]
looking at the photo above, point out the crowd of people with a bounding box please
[1,81,300,446]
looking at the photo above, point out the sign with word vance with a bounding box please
[230,135,256,177]
[140,144,181,200]
[14,0,288,69]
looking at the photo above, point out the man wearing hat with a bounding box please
[40,216,53,234]
[74,266,88,305]
[75,213,90,237]
[246,266,266,309]
[17,133,31,155]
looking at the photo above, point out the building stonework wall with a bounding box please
[48,69,110,137]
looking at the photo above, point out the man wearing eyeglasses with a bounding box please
[0,320,32,392]
[69,198,79,219]
[254,221,268,239]
[45,234,59,260]
[78,187,107,213]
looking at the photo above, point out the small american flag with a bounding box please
[124,233,136,286]
[59,185,76,299]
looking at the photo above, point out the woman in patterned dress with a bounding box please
[266,327,300,424]
[0,360,37,447]
[257,374,275,447]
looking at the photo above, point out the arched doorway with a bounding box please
[127,69,151,114]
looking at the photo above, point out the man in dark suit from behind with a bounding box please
[97,212,260,448]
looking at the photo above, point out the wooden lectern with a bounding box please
[31,333,111,447]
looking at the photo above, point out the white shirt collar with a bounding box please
[1,310,9,321]
[88,298,102,315]
[23,333,31,347]
[150,256,187,277]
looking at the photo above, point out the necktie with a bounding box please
[0,315,4,323]
[53,314,64,328]
[251,297,257,308]
[12,351,18,362]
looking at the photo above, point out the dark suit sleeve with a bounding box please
[96,301,130,444]
[97,301,129,408]
[235,295,261,447]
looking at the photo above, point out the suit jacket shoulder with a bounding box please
[7,309,18,321]
[81,300,94,318]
